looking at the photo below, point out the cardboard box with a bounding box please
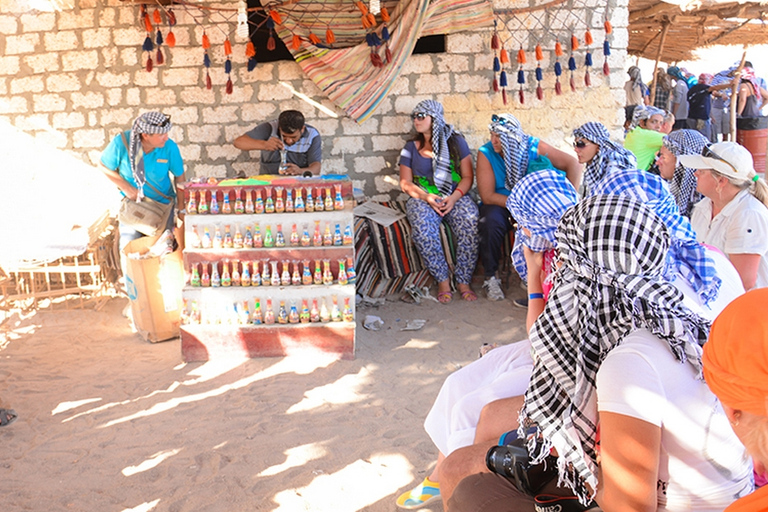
[122,235,184,343]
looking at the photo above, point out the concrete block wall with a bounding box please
[0,0,628,201]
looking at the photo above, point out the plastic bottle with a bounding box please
[334,184,344,210]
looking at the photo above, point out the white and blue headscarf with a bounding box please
[629,104,666,131]
[506,170,578,283]
[489,114,537,191]
[591,168,721,305]
[130,111,172,200]
[572,122,636,190]
[413,100,455,196]
[662,129,708,217]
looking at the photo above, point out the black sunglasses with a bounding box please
[153,115,171,128]
[491,114,512,125]
[702,145,738,175]
[411,112,428,120]
[573,139,588,149]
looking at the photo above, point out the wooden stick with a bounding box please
[730,48,748,141]
[649,21,670,106]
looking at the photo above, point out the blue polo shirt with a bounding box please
[101,131,184,204]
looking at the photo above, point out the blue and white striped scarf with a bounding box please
[662,129,708,217]
[130,111,172,200]
[506,169,578,283]
[413,99,455,196]
[572,122,636,190]
[591,168,721,305]
[489,114,536,192]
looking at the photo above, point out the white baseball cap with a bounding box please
[678,142,757,182]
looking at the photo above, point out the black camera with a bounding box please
[485,436,558,495]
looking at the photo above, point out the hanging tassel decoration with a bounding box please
[517,48,526,65]
[382,25,392,64]
[202,32,210,50]
[499,70,508,87]
[224,39,232,56]
[570,34,579,51]
[226,77,233,95]
[491,32,500,50]
[153,8,162,24]
[292,34,301,50]
[499,48,509,65]
[555,40,563,57]
[554,60,563,95]
[584,30,593,46]
[166,31,176,48]
[568,55,577,91]
[493,76,499,92]
[155,30,164,65]
[584,52,592,86]
[248,57,258,71]
[203,52,211,68]
[326,28,336,44]
[493,56,500,72]
[266,18,276,51]
[535,44,543,61]
[536,65,544,100]
[206,73,212,90]
[309,33,321,45]
[502,89,508,104]
[143,36,154,52]
[166,8,176,47]
[269,10,283,24]
[381,6,390,22]
[246,39,257,71]
[602,21,612,76]
[143,11,153,33]
[225,59,232,74]
[517,68,525,104]
[146,56,153,72]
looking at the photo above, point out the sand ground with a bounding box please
[1,284,527,512]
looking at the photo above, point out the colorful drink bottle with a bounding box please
[210,190,220,214]
[187,191,197,214]
[300,299,310,323]
[310,299,320,322]
[254,188,264,214]
[342,297,353,322]
[235,188,245,214]
[197,190,209,214]
[221,191,232,214]
[245,189,255,214]
[334,184,344,210]
[275,186,285,213]
[201,263,211,287]
[285,188,294,213]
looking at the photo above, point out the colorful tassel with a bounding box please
[585,52,593,67]
[603,61,610,76]
[267,35,276,51]
[585,70,591,86]
[499,70,508,87]
[536,84,544,100]
[361,14,372,29]
[570,75,575,92]
[309,33,321,45]
[166,31,176,48]
[247,57,257,71]
[366,13,375,26]
[143,36,154,52]
[152,8,162,24]
[146,56,153,72]
[385,45,392,63]
[355,1,368,15]
[156,48,164,65]
[202,32,210,49]
[517,48,526,64]
[502,88,508,105]
[155,29,163,46]
[535,66,543,81]
[519,89,525,104]
[143,13,152,33]
[493,57,500,72]
[206,73,212,90]
[555,41,563,57]
[554,61,562,76]
[585,30,593,46]
[535,45,543,61]
[224,39,232,55]
[381,7,390,22]
[292,34,301,49]
[491,33,500,50]
[245,41,256,57]
[568,56,577,71]
[326,28,336,44]
[517,69,525,84]
[500,48,509,64]
[382,26,390,41]
[555,80,562,95]
[604,20,612,34]
[203,53,210,68]
[571,35,579,51]
[603,40,611,56]
[493,77,499,92]
[225,59,232,74]
[226,78,233,94]
[269,10,282,24]
[167,9,176,26]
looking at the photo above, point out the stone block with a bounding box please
[453,73,491,93]
[387,75,410,96]
[319,157,346,175]
[144,87,177,105]
[188,124,224,144]
[11,114,48,131]
[59,8,95,30]
[52,111,85,129]
[219,84,255,104]
[46,73,81,92]
[100,47,118,67]
[437,54,469,73]
[119,47,139,67]
[401,54,434,75]
[35,130,68,149]
[10,75,44,94]
[206,144,241,161]
[276,61,304,81]
[371,135,406,152]
[164,47,200,67]
[311,118,339,136]
[72,128,105,148]
[393,95,431,114]
[340,117,378,135]
[374,174,400,194]
[20,12,55,31]
[24,53,59,72]
[126,88,141,105]
[82,28,112,49]
[113,27,143,47]
[165,27,191,48]
[202,106,239,124]
[71,91,105,110]
[164,106,199,125]
[238,62,275,82]
[176,83,216,104]
[180,144,202,163]
[118,5,137,25]
[96,71,130,88]
[238,102,278,123]
[257,82,294,101]
[446,32,486,54]
[100,108,134,126]
[105,88,122,106]
[191,163,228,178]
[133,70,160,87]
[33,94,65,112]
[98,7,116,27]
[330,136,365,155]
[380,115,412,134]
[0,15,18,34]
[62,50,99,71]
[352,155,386,174]
[5,33,40,55]
[414,74,452,94]
[44,31,79,52]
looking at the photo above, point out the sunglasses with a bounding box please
[411,112,428,120]
[152,115,171,128]
[491,114,512,125]
[573,139,588,149]
[702,145,739,176]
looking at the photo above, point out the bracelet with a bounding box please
[529,293,544,300]
[455,188,464,197]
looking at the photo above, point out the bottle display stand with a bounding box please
[180,175,355,362]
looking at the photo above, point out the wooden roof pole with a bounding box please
[730,48,748,141]
[649,21,670,107]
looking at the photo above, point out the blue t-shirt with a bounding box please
[477,140,561,197]
[399,135,471,193]
[246,121,322,174]
[101,131,184,204]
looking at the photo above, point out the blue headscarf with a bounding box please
[412,100,455,196]
[489,114,536,191]
[572,122,636,190]
[591,168,721,305]
[506,169,578,283]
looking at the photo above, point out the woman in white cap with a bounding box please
[680,141,768,289]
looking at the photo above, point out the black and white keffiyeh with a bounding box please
[129,111,172,199]
[629,105,665,131]
[489,113,536,191]
[520,195,711,504]
[572,122,637,189]
[663,129,708,217]
[413,100,456,196]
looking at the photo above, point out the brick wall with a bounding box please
[0,0,628,201]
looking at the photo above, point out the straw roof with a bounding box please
[629,0,768,62]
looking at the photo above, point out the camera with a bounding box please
[485,435,558,495]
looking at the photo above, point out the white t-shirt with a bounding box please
[597,329,753,511]
[671,246,745,321]
[691,189,768,289]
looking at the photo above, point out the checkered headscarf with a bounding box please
[629,105,666,131]
[413,100,455,196]
[520,195,710,504]
[572,122,637,189]
[489,114,535,191]
[662,129,708,217]
[130,111,172,199]
[591,168,721,305]
[506,170,578,283]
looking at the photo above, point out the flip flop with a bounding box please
[437,291,453,304]
[460,290,478,302]
[396,477,441,509]
[0,408,17,427]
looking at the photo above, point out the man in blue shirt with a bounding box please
[234,110,322,175]
[100,111,184,250]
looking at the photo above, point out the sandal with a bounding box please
[0,408,17,427]
[437,291,453,304]
[460,290,478,302]
[396,477,441,509]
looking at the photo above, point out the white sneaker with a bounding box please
[483,276,505,301]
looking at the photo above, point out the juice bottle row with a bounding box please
[188,221,353,250]
[181,296,354,325]
[186,184,345,215]
[188,258,356,287]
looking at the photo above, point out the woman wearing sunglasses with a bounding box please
[679,141,768,290]
[399,100,479,302]
[571,122,636,192]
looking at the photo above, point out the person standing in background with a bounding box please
[669,66,690,130]
[687,73,714,141]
